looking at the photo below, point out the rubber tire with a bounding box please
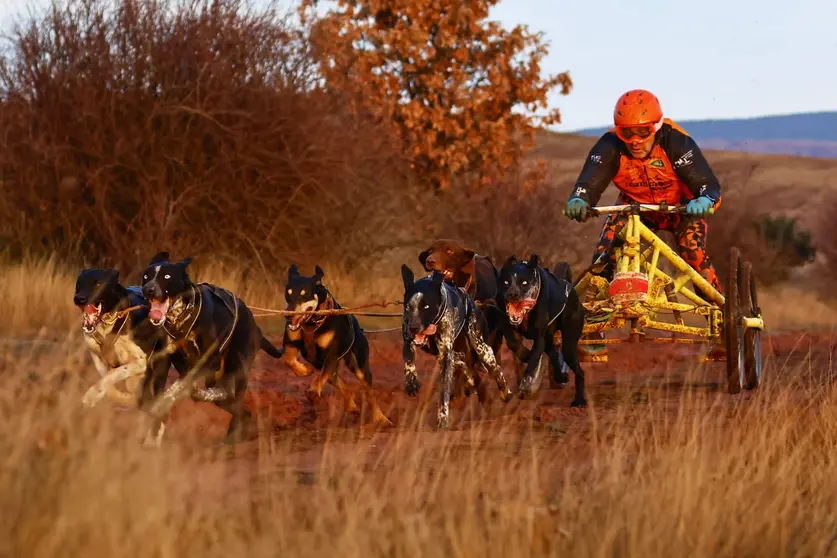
[724,247,744,394]
[741,261,763,390]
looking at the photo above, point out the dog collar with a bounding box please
[300,291,336,332]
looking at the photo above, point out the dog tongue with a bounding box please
[509,298,536,318]
[149,300,168,322]
[412,324,437,345]
[83,305,98,316]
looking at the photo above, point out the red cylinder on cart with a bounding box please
[609,271,649,304]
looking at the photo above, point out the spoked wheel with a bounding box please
[740,261,763,390]
[724,247,745,394]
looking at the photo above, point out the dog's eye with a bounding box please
[287,289,292,295]
[522,281,528,285]
[300,290,306,296]
[423,305,429,309]
[504,280,509,285]
[164,274,171,280]
[143,274,148,280]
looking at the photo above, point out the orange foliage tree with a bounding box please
[300,0,572,191]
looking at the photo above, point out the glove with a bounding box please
[685,196,713,217]
[565,198,589,222]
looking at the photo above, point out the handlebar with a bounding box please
[563,202,715,218]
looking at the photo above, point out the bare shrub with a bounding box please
[707,169,818,287]
[0,0,421,277]
[423,164,575,271]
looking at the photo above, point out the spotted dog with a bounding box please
[400,265,513,429]
[137,252,285,445]
[280,264,392,427]
[417,239,512,366]
[498,254,587,406]
[73,268,167,415]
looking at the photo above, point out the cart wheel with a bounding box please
[724,247,744,394]
[741,261,763,390]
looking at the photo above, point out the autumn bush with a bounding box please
[0,0,577,284]
[301,0,573,191]
[0,0,430,276]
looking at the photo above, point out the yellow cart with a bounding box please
[569,202,764,394]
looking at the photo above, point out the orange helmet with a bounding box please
[613,89,663,143]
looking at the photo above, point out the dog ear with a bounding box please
[463,249,475,262]
[177,257,193,269]
[148,251,170,265]
[314,265,325,283]
[401,264,415,290]
[431,270,445,287]
[502,255,517,269]
[287,264,299,282]
[108,269,120,282]
[527,254,540,268]
[418,249,431,271]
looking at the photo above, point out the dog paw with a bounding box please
[374,412,394,428]
[499,388,514,403]
[570,398,588,408]
[405,376,421,397]
[81,385,106,408]
[517,377,537,400]
[437,416,450,430]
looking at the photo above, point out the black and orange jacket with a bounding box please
[568,118,722,207]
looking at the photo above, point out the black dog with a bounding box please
[280,264,392,427]
[498,254,587,406]
[73,268,167,421]
[401,265,513,429]
[137,251,285,444]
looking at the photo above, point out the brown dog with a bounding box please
[418,239,498,303]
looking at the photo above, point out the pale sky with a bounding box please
[2,0,835,131]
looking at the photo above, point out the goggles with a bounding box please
[615,119,663,143]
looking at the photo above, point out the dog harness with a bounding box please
[300,290,356,361]
[87,291,146,367]
[402,280,469,345]
[161,283,240,357]
[90,312,130,367]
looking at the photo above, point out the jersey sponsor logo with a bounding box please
[673,150,694,169]
[649,159,665,168]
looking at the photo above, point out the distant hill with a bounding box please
[570,111,837,159]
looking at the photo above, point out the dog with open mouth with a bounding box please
[498,254,587,406]
[401,265,513,429]
[417,239,512,369]
[279,264,392,427]
[74,268,169,419]
[137,251,285,445]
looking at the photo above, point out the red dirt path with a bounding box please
[156,329,835,450]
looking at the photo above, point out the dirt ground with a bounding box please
[135,329,834,473]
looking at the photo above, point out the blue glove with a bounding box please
[685,196,713,217]
[565,198,589,222]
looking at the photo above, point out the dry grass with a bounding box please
[4,292,837,556]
